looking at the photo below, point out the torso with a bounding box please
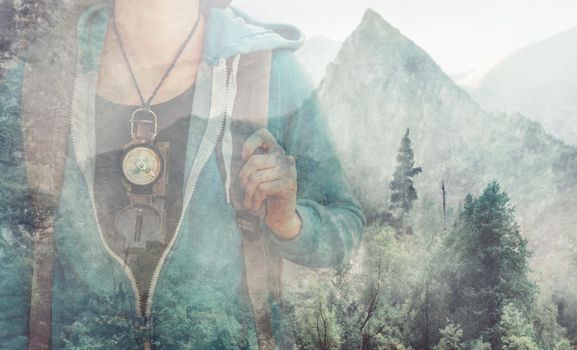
[92,7,206,313]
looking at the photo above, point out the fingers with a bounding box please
[239,154,278,188]
[242,156,297,210]
[239,128,297,211]
[249,178,293,211]
[242,128,283,162]
[239,146,288,186]
[243,167,283,209]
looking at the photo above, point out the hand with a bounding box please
[239,128,301,240]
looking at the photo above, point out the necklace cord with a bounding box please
[111,1,202,107]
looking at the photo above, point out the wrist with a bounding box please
[265,210,302,240]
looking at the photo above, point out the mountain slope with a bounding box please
[316,9,577,268]
[296,35,341,86]
[468,27,577,145]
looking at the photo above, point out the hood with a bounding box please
[77,2,304,70]
[203,7,304,64]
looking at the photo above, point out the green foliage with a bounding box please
[293,291,342,350]
[359,227,418,348]
[400,191,453,348]
[467,337,491,350]
[436,323,463,350]
[283,179,577,350]
[532,291,572,350]
[287,226,418,349]
[549,284,577,345]
[499,303,539,350]
[444,182,536,347]
[552,339,573,350]
[496,300,572,350]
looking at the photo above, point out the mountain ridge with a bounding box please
[296,35,341,86]
[468,26,577,144]
[316,8,577,270]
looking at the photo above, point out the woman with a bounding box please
[0,0,364,348]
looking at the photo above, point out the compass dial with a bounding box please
[122,146,162,186]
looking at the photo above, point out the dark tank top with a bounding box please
[94,85,195,303]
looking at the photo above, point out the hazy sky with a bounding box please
[233,0,577,74]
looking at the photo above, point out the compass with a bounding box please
[115,106,168,247]
[121,145,163,186]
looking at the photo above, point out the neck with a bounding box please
[112,0,204,64]
[97,0,206,104]
[114,0,201,28]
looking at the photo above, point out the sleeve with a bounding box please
[0,62,33,349]
[264,48,365,268]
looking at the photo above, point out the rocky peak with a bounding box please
[357,8,402,41]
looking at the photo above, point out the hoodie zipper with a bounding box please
[69,72,143,316]
[144,59,230,318]
[71,59,231,343]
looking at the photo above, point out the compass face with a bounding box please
[122,146,162,186]
[115,204,163,249]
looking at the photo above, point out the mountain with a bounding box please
[452,62,501,88]
[296,35,341,86]
[467,27,577,145]
[315,9,577,275]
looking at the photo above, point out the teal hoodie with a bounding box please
[0,2,364,349]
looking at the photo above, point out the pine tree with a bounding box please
[388,128,422,231]
[446,182,536,349]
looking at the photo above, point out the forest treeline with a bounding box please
[284,130,575,350]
